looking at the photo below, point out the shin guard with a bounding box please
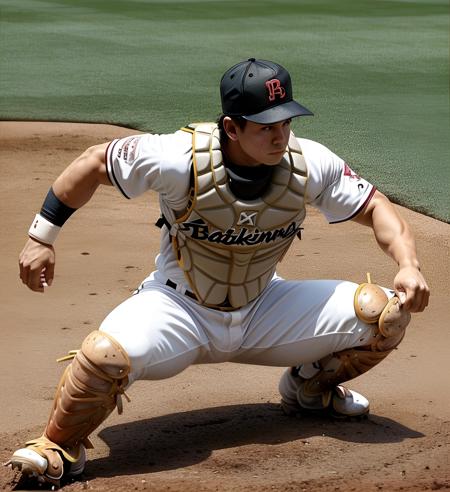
[295,276,411,409]
[44,330,131,457]
[9,331,130,484]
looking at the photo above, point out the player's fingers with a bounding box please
[396,286,415,312]
[418,292,429,313]
[44,262,55,287]
[19,261,29,285]
[402,288,418,312]
[416,284,430,313]
[397,291,407,305]
[403,283,428,312]
[40,271,48,288]
[19,252,33,286]
[28,265,45,292]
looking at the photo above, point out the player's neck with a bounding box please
[222,139,261,168]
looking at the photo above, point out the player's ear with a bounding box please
[222,117,240,141]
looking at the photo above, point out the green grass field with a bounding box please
[1,0,448,222]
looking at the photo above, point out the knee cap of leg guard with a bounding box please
[354,282,410,338]
[81,331,131,379]
[354,283,389,324]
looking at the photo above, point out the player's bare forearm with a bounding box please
[20,143,111,292]
[353,190,429,312]
[52,142,111,208]
[354,191,418,267]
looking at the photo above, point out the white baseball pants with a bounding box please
[99,276,382,385]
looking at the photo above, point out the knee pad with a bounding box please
[291,276,412,397]
[81,330,131,381]
[354,277,411,350]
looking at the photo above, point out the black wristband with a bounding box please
[40,187,77,227]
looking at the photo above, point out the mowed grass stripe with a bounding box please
[0,0,448,221]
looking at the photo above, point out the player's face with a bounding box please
[233,119,292,166]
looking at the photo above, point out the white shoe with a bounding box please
[329,385,370,418]
[8,448,48,480]
[7,442,86,485]
[279,368,370,419]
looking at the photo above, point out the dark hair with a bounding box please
[216,114,247,142]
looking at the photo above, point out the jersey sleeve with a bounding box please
[105,131,192,210]
[301,138,376,223]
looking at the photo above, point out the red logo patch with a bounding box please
[265,79,286,102]
[343,163,361,180]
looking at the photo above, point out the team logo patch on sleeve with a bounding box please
[343,163,361,180]
[342,162,370,195]
[117,137,140,163]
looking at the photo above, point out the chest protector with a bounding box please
[168,122,308,309]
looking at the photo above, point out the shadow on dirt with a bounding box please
[5,402,425,490]
[85,402,424,478]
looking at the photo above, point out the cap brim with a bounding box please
[243,100,313,124]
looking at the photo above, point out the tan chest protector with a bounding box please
[169,122,308,309]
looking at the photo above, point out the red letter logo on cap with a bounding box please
[265,79,286,102]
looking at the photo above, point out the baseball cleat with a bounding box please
[279,367,370,420]
[6,441,86,486]
[281,384,370,419]
[329,385,370,418]
[7,448,48,479]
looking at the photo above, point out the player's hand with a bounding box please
[393,266,429,313]
[19,238,55,292]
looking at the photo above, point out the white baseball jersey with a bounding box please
[105,130,375,293]
[100,129,380,393]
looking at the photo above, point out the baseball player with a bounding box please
[8,58,429,486]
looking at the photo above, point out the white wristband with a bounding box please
[28,214,61,245]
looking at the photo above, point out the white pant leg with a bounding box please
[99,277,388,385]
[99,284,211,383]
[232,278,379,367]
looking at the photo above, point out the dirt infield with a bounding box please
[0,122,449,491]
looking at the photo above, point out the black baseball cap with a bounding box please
[220,58,313,124]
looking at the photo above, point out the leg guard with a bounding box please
[281,276,411,417]
[9,330,130,484]
[45,330,131,451]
